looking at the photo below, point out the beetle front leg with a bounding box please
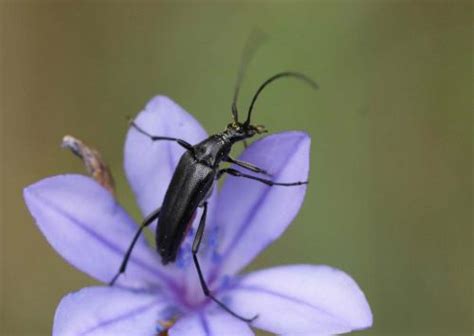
[224,155,271,176]
[218,167,308,186]
[129,120,193,151]
[192,202,258,323]
[109,207,161,286]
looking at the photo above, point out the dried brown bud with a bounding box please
[61,135,115,195]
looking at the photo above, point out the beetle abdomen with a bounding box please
[156,152,215,264]
[159,210,197,265]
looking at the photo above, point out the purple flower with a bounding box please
[24,96,372,335]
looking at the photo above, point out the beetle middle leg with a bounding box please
[224,155,271,176]
[192,202,258,323]
[109,207,161,286]
[217,167,308,186]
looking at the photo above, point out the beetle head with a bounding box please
[226,122,267,142]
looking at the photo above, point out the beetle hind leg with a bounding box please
[109,207,161,286]
[192,202,258,323]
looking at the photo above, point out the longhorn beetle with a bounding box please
[109,45,317,323]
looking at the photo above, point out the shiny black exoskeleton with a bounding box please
[109,69,317,323]
[156,123,265,265]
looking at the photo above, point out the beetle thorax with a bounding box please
[192,135,232,168]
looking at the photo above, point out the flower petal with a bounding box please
[224,265,373,335]
[53,286,169,336]
[212,132,310,276]
[169,311,254,336]
[23,174,170,288]
[123,96,221,292]
[124,95,208,219]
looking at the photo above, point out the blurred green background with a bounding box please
[0,1,471,335]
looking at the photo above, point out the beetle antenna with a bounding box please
[244,71,318,127]
[232,31,267,123]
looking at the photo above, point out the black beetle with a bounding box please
[110,54,317,322]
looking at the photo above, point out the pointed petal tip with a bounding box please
[301,265,373,332]
[225,264,372,335]
[125,94,208,218]
[298,264,373,331]
[22,174,163,287]
[23,183,32,203]
[23,174,77,210]
[145,95,177,110]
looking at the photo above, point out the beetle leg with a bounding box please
[224,156,271,176]
[109,207,161,286]
[192,202,258,323]
[218,167,308,186]
[129,121,193,152]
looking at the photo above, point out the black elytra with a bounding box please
[109,42,318,323]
